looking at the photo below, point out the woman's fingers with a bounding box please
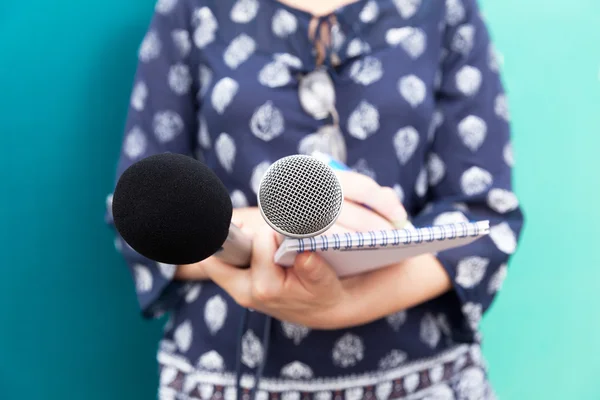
[335,171,407,227]
[336,200,395,231]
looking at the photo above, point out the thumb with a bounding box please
[293,252,338,287]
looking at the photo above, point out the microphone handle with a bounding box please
[213,222,253,267]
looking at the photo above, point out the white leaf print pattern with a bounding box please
[456,256,489,288]
[349,56,383,86]
[224,34,256,69]
[428,109,444,143]
[230,190,249,208]
[211,77,239,114]
[456,65,482,96]
[160,366,177,386]
[224,387,237,400]
[157,262,176,279]
[332,333,364,368]
[250,161,271,195]
[192,7,218,49]
[398,75,426,107]
[458,115,487,152]
[386,27,427,59]
[427,153,446,186]
[348,101,380,139]
[393,0,422,19]
[456,367,486,399]
[204,294,227,334]
[230,0,259,23]
[274,53,302,68]
[504,141,514,166]
[404,373,420,393]
[139,31,161,62]
[376,382,393,400]
[168,64,192,95]
[378,349,407,369]
[452,24,475,55]
[242,330,263,368]
[347,38,370,58]
[153,111,184,142]
[199,384,214,400]
[460,166,492,196]
[250,101,285,141]
[198,116,211,149]
[462,302,482,330]
[256,391,269,400]
[360,0,379,23]
[426,384,454,400]
[155,0,177,14]
[131,81,147,111]
[393,126,420,164]
[280,361,313,379]
[197,350,224,371]
[487,188,519,213]
[185,284,201,303]
[415,167,428,197]
[430,364,445,384]
[489,222,517,254]
[133,264,152,292]
[172,29,191,57]
[420,313,441,348]
[488,43,501,72]
[433,211,468,226]
[315,392,332,400]
[272,9,297,38]
[258,61,292,88]
[215,133,236,173]
[282,392,301,400]
[488,263,508,293]
[281,321,311,345]
[446,0,465,26]
[495,93,510,121]
[345,387,363,400]
[124,127,147,159]
[386,27,411,45]
[174,320,193,352]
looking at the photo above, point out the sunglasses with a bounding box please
[297,67,348,164]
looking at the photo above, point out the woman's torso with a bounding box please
[156,0,492,398]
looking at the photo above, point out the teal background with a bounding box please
[1,0,599,399]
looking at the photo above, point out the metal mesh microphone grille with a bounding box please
[258,155,343,238]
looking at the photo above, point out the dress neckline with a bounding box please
[266,0,369,20]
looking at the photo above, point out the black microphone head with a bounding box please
[112,153,232,265]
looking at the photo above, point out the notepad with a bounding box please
[274,220,490,277]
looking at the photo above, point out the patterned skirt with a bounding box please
[157,343,496,400]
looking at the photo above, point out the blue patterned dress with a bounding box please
[105,0,524,398]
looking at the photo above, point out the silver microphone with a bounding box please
[257,155,344,238]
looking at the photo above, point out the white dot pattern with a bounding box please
[106,1,523,398]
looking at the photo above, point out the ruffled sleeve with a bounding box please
[411,0,525,334]
[105,0,201,318]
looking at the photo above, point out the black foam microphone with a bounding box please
[111,153,252,266]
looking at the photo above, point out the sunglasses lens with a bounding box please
[298,69,336,120]
[298,125,347,164]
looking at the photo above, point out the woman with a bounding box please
[106,0,524,398]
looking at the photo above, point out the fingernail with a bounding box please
[392,208,408,228]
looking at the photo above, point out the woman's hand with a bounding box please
[202,225,353,329]
[175,169,409,280]
[329,170,408,233]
